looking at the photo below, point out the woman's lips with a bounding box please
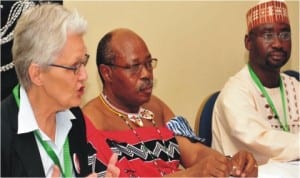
[78,86,85,96]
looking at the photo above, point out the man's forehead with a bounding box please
[254,23,290,32]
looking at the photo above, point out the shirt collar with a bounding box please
[17,86,76,135]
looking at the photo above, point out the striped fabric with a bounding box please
[166,116,205,143]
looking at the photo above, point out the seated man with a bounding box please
[212,0,299,165]
[83,28,258,177]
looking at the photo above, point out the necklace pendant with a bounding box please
[128,118,143,127]
[140,108,154,120]
[135,118,143,127]
[128,115,144,127]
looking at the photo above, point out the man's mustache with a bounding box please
[138,79,153,91]
[268,49,288,57]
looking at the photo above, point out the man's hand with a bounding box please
[230,150,258,177]
[190,153,231,177]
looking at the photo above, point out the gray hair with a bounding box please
[12,3,87,90]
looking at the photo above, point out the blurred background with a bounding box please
[2,1,298,129]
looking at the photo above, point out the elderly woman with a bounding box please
[1,4,119,177]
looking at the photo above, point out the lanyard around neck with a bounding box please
[248,65,289,132]
[12,84,73,177]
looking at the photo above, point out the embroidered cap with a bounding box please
[246,0,290,32]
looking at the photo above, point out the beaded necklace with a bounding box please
[100,93,154,127]
[98,93,174,176]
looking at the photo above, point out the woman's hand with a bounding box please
[51,153,120,178]
[105,153,120,177]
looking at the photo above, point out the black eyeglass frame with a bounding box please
[48,54,90,74]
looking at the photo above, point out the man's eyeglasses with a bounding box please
[105,58,158,74]
[48,54,90,74]
[256,32,291,43]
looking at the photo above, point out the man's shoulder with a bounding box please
[144,95,175,123]
[222,66,252,90]
[82,97,99,111]
[82,97,104,120]
[143,95,166,108]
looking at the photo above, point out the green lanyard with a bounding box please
[248,65,290,132]
[12,84,73,177]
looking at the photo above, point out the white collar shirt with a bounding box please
[17,86,75,177]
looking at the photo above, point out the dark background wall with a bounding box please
[1,0,63,100]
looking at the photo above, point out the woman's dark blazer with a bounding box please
[1,94,92,177]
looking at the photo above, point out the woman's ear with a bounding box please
[28,63,43,86]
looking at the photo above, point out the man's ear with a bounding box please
[244,34,252,51]
[99,64,113,83]
[28,63,43,86]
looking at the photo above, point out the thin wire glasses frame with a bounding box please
[105,58,158,74]
[48,54,90,74]
[253,31,291,43]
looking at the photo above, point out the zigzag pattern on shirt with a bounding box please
[87,142,109,176]
[107,138,180,161]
